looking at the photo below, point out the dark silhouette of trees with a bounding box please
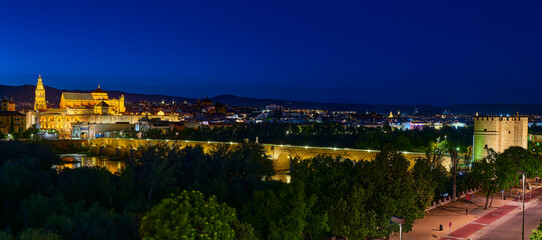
[138,122,473,152]
[472,147,542,209]
[140,190,246,240]
[3,137,536,240]
[289,146,431,239]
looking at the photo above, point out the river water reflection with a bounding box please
[59,154,290,182]
[59,154,125,174]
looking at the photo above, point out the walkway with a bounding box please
[441,187,542,240]
[391,182,542,240]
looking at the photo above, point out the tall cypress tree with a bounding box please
[9,116,14,133]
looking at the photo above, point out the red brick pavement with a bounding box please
[440,187,542,240]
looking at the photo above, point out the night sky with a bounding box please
[1,1,541,105]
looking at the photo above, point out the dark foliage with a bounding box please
[137,122,473,152]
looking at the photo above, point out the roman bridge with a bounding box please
[83,138,452,181]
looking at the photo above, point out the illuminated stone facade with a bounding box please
[34,75,47,111]
[34,76,177,138]
[38,112,178,137]
[0,99,26,134]
[1,97,15,112]
[59,85,125,113]
[473,115,528,160]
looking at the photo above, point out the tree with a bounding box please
[531,219,542,240]
[140,190,241,240]
[362,145,420,238]
[8,116,14,134]
[501,147,542,179]
[448,145,459,201]
[20,126,40,139]
[393,136,413,151]
[291,155,374,239]
[56,167,116,208]
[425,141,450,200]
[128,143,180,207]
[242,181,326,240]
[0,230,13,240]
[531,229,542,240]
[231,220,258,240]
[327,184,375,239]
[472,148,498,209]
[18,228,59,240]
[411,157,438,214]
[290,146,425,240]
[144,129,165,139]
[216,143,275,183]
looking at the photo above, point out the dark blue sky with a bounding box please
[1,1,541,105]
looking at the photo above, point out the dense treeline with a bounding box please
[134,122,473,152]
[1,139,540,239]
[0,126,40,140]
[0,141,273,239]
[473,146,542,209]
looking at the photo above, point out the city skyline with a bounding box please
[1,1,542,239]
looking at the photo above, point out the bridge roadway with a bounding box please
[76,138,452,180]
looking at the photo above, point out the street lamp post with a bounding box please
[518,171,525,240]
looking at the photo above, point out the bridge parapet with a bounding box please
[87,138,451,173]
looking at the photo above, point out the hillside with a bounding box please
[1,84,541,115]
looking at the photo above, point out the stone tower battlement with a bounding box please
[473,115,528,160]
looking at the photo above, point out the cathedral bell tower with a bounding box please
[34,74,46,111]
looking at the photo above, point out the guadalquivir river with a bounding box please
[58,154,290,182]
[59,154,124,174]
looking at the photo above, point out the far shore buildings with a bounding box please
[30,75,178,138]
[0,96,26,134]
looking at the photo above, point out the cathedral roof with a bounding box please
[92,85,106,93]
[96,100,110,107]
[62,92,94,101]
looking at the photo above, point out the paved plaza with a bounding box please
[391,181,542,240]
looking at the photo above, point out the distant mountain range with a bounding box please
[0,84,541,115]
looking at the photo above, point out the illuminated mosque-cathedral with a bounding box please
[34,75,125,114]
[32,75,177,138]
